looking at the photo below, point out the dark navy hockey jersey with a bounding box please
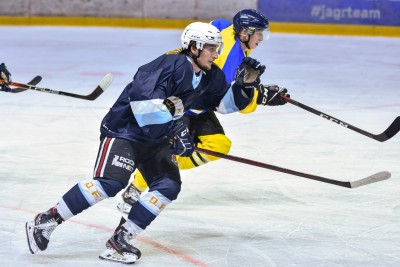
[100,52,251,145]
[185,62,252,116]
[101,53,196,144]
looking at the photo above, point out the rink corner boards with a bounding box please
[0,16,399,38]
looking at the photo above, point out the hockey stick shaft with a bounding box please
[3,73,113,100]
[195,147,390,188]
[282,95,400,142]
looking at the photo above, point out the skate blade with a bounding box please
[25,221,39,254]
[116,202,131,216]
[99,248,138,264]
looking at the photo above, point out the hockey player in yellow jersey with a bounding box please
[117,9,289,214]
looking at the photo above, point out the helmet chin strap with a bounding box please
[188,49,208,72]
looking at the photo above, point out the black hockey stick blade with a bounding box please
[195,147,392,189]
[49,73,113,100]
[373,116,400,142]
[282,96,400,142]
[10,76,42,93]
[57,73,113,100]
[55,73,113,101]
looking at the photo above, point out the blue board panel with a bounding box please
[259,0,400,26]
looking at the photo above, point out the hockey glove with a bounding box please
[0,63,12,92]
[234,57,266,91]
[257,84,289,106]
[170,121,194,157]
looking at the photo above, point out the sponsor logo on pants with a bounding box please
[112,155,135,172]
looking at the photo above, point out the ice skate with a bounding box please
[25,208,62,254]
[99,225,141,264]
[117,183,142,215]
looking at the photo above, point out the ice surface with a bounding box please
[0,26,399,267]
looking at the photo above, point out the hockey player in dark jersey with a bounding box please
[25,22,266,264]
[0,63,12,92]
[117,9,290,214]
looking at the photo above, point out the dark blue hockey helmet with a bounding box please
[233,9,269,35]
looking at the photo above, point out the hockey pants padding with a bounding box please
[132,133,231,191]
[177,133,232,169]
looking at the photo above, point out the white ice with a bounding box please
[0,26,399,267]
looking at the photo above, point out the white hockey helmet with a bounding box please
[181,22,223,50]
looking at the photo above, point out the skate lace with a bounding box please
[36,219,58,240]
[110,229,134,253]
[123,232,134,243]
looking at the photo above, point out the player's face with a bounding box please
[248,29,265,49]
[240,28,268,50]
[196,44,219,70]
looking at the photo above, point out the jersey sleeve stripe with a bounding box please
[216,83,239,114]
[130,99,173,127]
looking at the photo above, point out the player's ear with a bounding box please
[190,44,199,57]
[239,28,249,40]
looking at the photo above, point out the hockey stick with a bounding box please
[195,147,391,188]
[3,73,113,100]
[10,76,42,93]
[281,95,400,142]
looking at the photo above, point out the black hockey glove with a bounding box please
[0,63,12,92]
[169,121,194,157]
[234,57,266,91]
[257,84,289,106]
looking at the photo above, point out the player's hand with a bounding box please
[234,57,265,90]
[0,63,12,92]
[169,121,194,157]
[257,84,289,106]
